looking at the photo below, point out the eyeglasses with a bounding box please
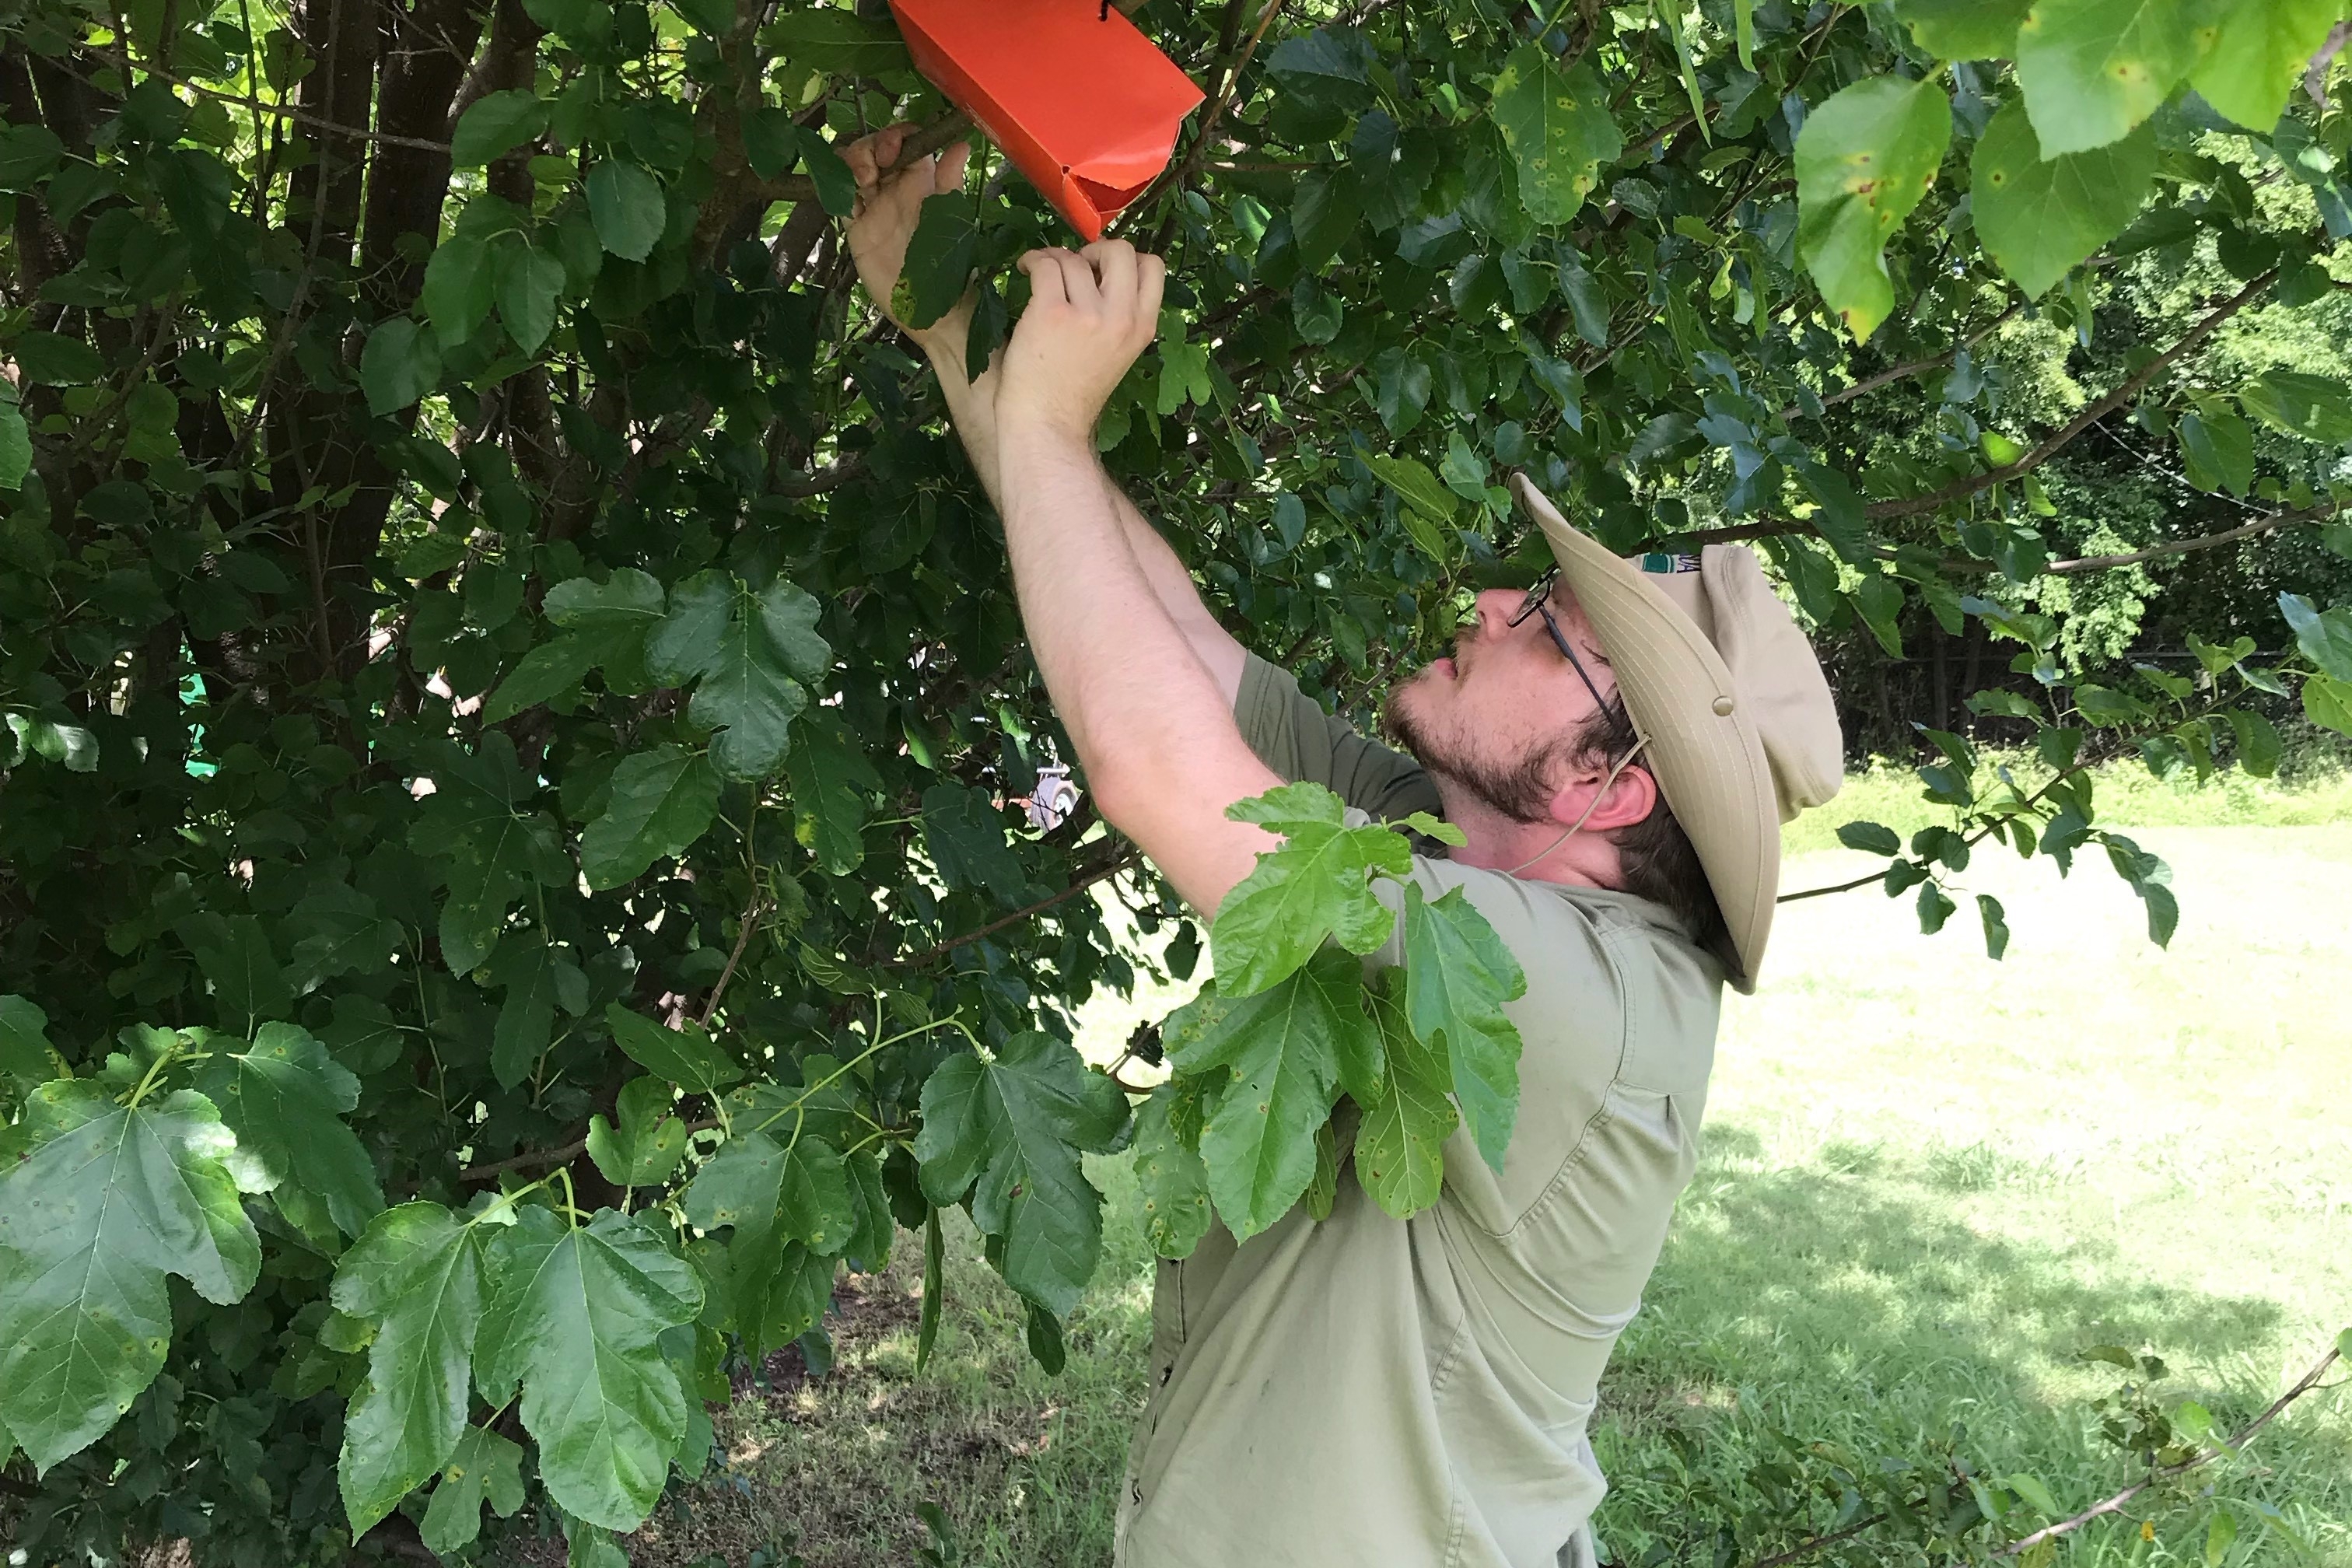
[1507,567,1636,749]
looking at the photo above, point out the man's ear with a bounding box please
[1547,758,1657,835]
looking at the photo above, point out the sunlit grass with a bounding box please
[616,812,2350,1568]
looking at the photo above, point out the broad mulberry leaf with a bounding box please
[1161,949,1372,1241]
[646,572,831,781]
[1211,782,1412,996]
[1400,885,1526,1174]
[1131,1084,1213,1260]
[920,783,1026,904]
[579,745,721,891]
[786,713,884,876]
[471,1206,702,1531]
[681,1129,856,1253]
[912,1031,1129,1314]
[418,1423,527,1556]
[332,1200,493,1538]
[0,1083,261,1473]
[604,1003,742,1095]
[1353,985,1458,1218]
[194,1022,383,1241]
[586,1077,690,1189]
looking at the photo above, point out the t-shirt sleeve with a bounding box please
[1234,652,1443,823]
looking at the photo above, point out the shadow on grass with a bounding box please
[1595,1121,2349,1566]
[588,1125,2345,1568]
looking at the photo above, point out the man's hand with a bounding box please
[843,124,974,355]
[998,241,1166,448]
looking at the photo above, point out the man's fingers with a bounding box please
[1081,240,1138,315]
[1019,249,1074,306]
[933,142,971,196]
[846,123,914,194]
[1136,252,1167,335]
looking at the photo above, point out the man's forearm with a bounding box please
[993,428,1227,786]
[922,337,1245,702]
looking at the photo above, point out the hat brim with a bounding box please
[1511,474,1779,992]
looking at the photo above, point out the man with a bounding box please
[845,128,1845,1567]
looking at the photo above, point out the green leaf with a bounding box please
[579,745,721,891]
[0,1083,261,1474]
[683,1130,855,1253]
[646,572,829,780]
[586,161,667,261]
[917,1209,943,1373]
[422,233,495,348]
[2301,672,2352,735]
[0,400,30,490]
[1978,894,2012,960]
[921,783,1026,905]
[483,634,598,723]
[1210,782,1412,996]
[2280,593,2352,679]
[190,915,293,1034]
[194,1023,383,1241]
[1130,1084,1213,1260]
[898,192,978,332]
[1400,885,1526,1174]
[1894,0,2033,57]
[605,1003,743,1095]
[800,134,858,216]
[1836,820,1904,856]
[1489,47,1621,227]
[285,884,403,993]
[2226,708,2283,775]
[1363,451,1459,523]
[1970,102,2156,299]
[2179,405,2255,495]
[10,329,106,384]
[2005,1472,2062,1515]
[2015,0,2222,156]
[760,9,912,74]
[1795,74,1951,341]
[586,1078,690,1190]
[1353,987,1456,1218]
[2204,1507,2239,1567]
[912,1031,1129,1314]
[359,317,443,416]
[786,714,882,876]
[419,1424,527,1556]
[486,929,585,1090]
[2190,0,2337,130]
[1160,950,1370,1242]
[473,1206,702,1531]
[333,1202,492,1538]
[2242,369,2352,445]
[0,994,57,1080]
[495,239,565,354]
[450,89,548,168]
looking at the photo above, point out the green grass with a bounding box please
[614,814,2351,1568]
[1783,751,2352,858]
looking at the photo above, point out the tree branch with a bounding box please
[1141,0,1288,243]
[1866,271,2277,523]
[1787,299,2028,421]
[880,846,1139,968]
[2047,502,2335,573]
[1996,1339,2343,1559]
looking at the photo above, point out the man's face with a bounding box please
[1384,581,1621,823]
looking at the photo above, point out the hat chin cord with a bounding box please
[1503,737,1651,877]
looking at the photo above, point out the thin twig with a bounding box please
[698,895,768,1027]
[2047,502,2333,573]
[1139,0,1288,244]
[1997,1341,2343,1558]
[1866,271,2277,523]
[880,848,1139,968]
[1744,1511,1889,1568]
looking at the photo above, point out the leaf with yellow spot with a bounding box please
[1794,73,1952,341]
[1490,44,1622,227]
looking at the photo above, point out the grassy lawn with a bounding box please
[610,792,2351,1568]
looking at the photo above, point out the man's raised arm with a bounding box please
[845,129,1246,708]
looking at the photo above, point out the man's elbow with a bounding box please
[1081,750,1160,839]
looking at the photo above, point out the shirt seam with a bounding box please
[1482,922,1641,1242]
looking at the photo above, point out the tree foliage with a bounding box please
[3,0,2351,1556]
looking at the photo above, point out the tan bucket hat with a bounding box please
[1511,473,1845,992]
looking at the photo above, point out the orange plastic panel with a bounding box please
[888,0,1206,240]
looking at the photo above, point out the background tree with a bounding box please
[2,0,2350,1559]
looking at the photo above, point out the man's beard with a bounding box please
[1381,682,1561,825]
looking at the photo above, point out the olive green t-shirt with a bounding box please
[1113,656,1726,1568]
